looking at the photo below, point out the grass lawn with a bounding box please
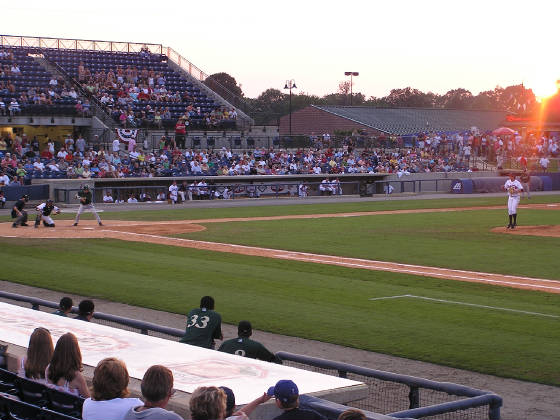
[2,194,560,385]
[2,194,560,222]
[179,207,560,279]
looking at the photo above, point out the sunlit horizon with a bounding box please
[2,0,559,101]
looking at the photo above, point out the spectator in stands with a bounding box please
[18,327,53,384]
[124,365,183,420]
[53,297,74,317]
[180,296,223,349]
[47,332,90,397]
[189,386,227,420]
[219,386,271,420]
[267,380,325,420]
[0,171,10,186]
[83,357,142,420]
[337,409,367,420]
[74,299,95,322]
[218,321,281,364]
[8,98,20,115]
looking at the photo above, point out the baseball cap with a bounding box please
[219,386,235,413]
[267,380,298,403]
[238,320,252,336]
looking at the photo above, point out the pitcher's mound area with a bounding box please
[491,225,560,238]
[0,220,206,239]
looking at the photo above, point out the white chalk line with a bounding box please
[368,294,560,319]
[274,256,560,292]
[97,229,560,293]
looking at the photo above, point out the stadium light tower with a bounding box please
[344,71,359,105]
[284,79,297,137]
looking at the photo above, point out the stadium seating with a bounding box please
[0,368,84,419]
[42,49,232,129]
[0,47,78,116]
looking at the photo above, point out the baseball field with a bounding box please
[1,194,559,386]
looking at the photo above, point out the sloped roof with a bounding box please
[312,106,508,135]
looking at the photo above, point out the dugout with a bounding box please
[39,174,391,202]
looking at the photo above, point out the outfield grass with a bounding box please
[179,207,560,279]
[1,236,559,385]
[2,195,560,385]
[2,194,560,222]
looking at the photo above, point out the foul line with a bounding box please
[369,295,559,318]
[100,229,560,293]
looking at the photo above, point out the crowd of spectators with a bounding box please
[0,130,558,189]
[0,48,86,117]
[79,62,237,129]
[7,294,370,420]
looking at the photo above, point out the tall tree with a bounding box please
[440,88,473,109]
[204,72,244,98]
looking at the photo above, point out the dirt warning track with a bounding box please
[2,205,560,294]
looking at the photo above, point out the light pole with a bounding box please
[344,71,359,105]
[284,79,297,137]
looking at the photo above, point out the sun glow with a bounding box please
[532,79,560,102]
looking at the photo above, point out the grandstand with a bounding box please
[279,105,508,136]
[0,34,253,141]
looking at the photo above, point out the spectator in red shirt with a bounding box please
[175,118,186,149]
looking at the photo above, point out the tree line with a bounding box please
[204,72,537,126]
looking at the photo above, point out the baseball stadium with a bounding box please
[1,9,560,420]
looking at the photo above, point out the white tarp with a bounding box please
[0,302,361,404]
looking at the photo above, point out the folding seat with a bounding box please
[0,369,18,394]
[16,377,48,407]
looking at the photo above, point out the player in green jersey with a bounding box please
[180,296,223,349]
[218,321,281,363]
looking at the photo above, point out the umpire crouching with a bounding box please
[11,194,29,228]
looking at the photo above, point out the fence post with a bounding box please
[489,398,502,420]
[408,386,419,409]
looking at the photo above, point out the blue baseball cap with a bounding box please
[267,380,298,403]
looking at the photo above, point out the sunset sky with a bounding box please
[3,0,559,100]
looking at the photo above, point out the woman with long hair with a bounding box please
[46,332,90,397]
[18,327,53,384]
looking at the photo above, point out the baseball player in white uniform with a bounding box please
[504,173,523,229]
[168,180,179,204]
[35,199,60,228]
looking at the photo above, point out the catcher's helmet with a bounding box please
[22,194,30,201]
[83,184,90,190]
[46,199,54,205]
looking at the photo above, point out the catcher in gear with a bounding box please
[35,199,61,228]
[73,184,103,226]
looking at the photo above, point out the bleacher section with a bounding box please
[0,48,78,117]
[43,49,235,130]
[313,106,508,136]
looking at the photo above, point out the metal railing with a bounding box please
[0,291,502,420]
[277,352,502,420]
[0,291,184,339]
[0,35,163,54]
